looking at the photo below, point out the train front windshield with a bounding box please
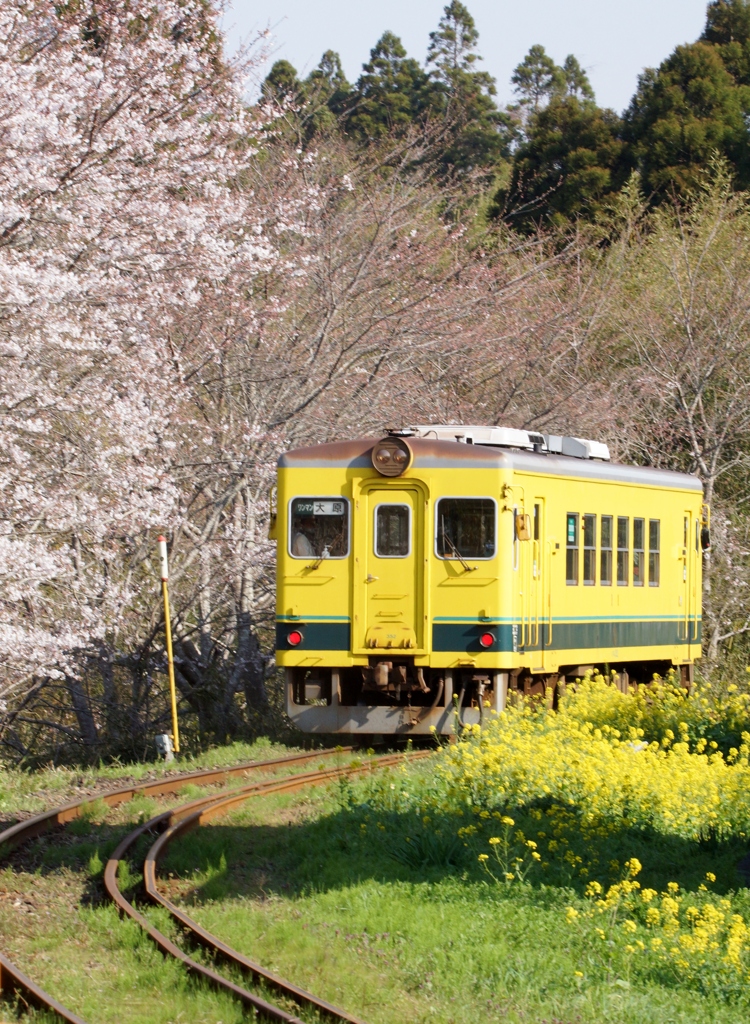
[290,498,349,558]
[436,497,496,559]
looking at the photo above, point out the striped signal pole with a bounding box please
[158,536,180,753]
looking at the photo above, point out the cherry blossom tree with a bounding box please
[16,2,743,758]
[0,0,284,755]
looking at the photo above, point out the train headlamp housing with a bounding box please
[372,436,413,477]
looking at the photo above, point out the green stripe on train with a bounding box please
[275,618,701,653]
[432,619,701,652]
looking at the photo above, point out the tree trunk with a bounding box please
[67,677,98,748]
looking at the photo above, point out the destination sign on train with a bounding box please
[293,500,346,516]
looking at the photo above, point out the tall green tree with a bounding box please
[702,0,750,83]
[511,44,565,110]
[562,55,595,100]
[301,50,353,134]
[426,1,510,169]
[495,95,624,231]
[261,59,302,104]
[623,41,750,196]
[347,31,431,140]
[305,50,352,112]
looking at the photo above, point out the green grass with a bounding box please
[3,747,750,1023]
[0,737,308,820]
[0,740,347,1023]
[0,890,248,1024]
[158,769,750,1024]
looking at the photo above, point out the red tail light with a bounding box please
[479,632,495,648]
[287,630,303,647]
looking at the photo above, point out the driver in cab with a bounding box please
[292,516,316,557]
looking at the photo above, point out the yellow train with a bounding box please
[272,425,707,735]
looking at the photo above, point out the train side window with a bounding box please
[436,498,496,559]
[289,497,349,558]
[583,514,596,585]
[533,504,540,541]
[600,516,613,585]
[649,519,660,586]
[566,513,579,585]
[633,518,645,586]
[617,516,629,585]
[375,504,410,558]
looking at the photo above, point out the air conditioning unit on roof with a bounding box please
[403,424,610,461]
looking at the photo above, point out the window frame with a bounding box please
[374,502,412,559]
[633,517,645,587]
[600,515,613,587]
[583,513,596,586]
[566,512,580,586]
[617,516,629,586]
[434,496,497,561]
[287,496,351,559]
[649,519,660,587]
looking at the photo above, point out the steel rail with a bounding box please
[107,750,430,1024]
[0,952,87,1024]
[0,746,353,1021]
[0,748,353,855]
[143,752,431,1022]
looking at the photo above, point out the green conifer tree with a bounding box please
[426,1,510,169]
[562,55,595,100]
[623,41,750,196]
[302,50,353,135]
[702,0,750,85]
[347,31,431,140]
[511,45,565,110]
[494,94,624,232]
[261,60,302,104]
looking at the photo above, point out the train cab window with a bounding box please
[617,517,629,585]
[633,518,645,586]
[436,498,495,559]
[375,504,410,557]
[649,519,660,586]
[583,514,596,585]
[600,516,613,586]
[289,498,349,558]
[566,513,579,585]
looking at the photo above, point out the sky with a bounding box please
[222,0,710,114]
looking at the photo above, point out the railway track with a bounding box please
[0,745,429,1023]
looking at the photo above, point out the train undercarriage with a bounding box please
[285,657,692,735]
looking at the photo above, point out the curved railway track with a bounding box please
[0,745,429,1023]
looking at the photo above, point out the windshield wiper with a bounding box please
[441,528,476,573]
[307,545,330,571]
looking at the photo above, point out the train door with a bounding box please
[691,512,700,652]
[530,499,549,670]
[361,487,423,651]
[680,511,698,647]
[520,499,547,670]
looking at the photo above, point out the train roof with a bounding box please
[278,435,703,492]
